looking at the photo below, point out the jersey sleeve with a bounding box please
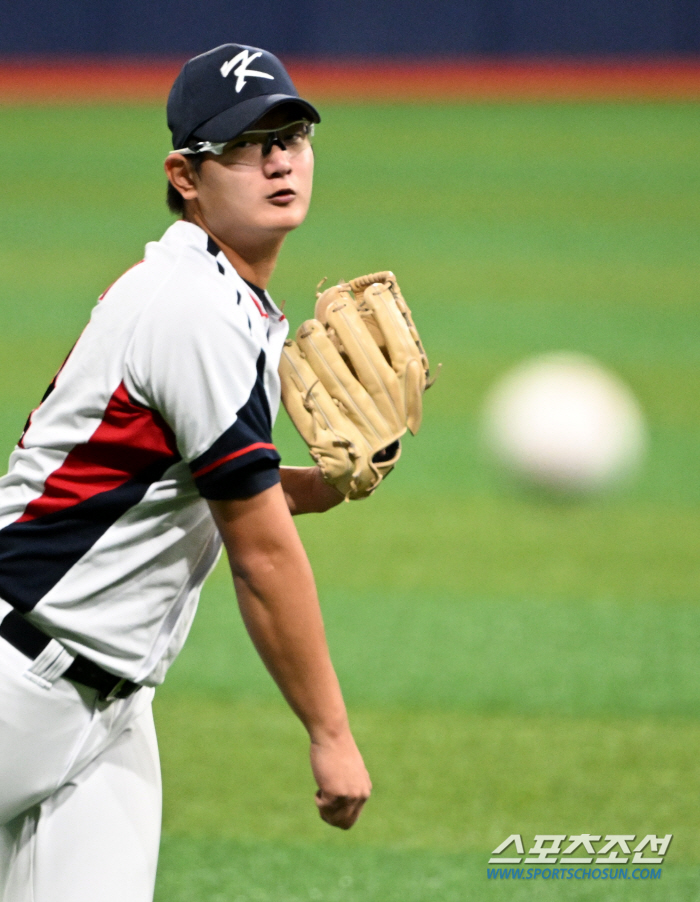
[124,279,280,500]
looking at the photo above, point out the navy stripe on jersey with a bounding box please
[189,350,280,500]
[0,382,180,612]
[200,460,281,501]
[206,235,226,275]
[0,462,174,613]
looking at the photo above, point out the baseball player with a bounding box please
[0,44,372,902]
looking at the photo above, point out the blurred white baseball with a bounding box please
[482,353,647,493]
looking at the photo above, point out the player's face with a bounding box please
[192,108,314,248]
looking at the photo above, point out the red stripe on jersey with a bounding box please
[18,382,178,523]
[191,442,277,479]
[248,293,269,318]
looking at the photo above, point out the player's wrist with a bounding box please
[310,467,345,511]
[280,466,344,513]
[307,713,352,746]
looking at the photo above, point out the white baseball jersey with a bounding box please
[0,220,289,686]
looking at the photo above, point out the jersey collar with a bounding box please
[159,221,285,320]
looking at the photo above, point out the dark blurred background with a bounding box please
[2,0,700,57]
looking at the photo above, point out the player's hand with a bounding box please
[310,730,372,829]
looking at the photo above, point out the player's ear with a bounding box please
[164,154,199,201]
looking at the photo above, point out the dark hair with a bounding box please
[166,154,204,216]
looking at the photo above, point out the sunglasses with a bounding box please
[170,121,315,166]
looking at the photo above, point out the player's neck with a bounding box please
[183,213,282,288]
[217,238,281,289]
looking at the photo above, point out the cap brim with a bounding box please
[190,94,320,144]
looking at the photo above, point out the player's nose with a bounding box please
[262,144,293,176]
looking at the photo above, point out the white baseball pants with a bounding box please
[0,637,161,902]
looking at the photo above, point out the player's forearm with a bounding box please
[233,569,349,740]
[280,466,344,515]
[208,486,348,740]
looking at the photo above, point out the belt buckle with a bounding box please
[103,678,128,702]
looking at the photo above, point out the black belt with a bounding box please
[0,609,141,701]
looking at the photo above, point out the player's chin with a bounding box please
[265,202,309,231]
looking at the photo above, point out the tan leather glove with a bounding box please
[279,272,436,499]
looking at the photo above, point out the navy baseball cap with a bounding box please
[167,44,321,150]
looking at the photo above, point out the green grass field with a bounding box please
[1,101,699,899]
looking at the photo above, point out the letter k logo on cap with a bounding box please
[220,50,275,93]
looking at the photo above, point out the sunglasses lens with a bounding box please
[221,122,314,165]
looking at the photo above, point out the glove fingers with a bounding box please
[278,342,318,447]
[344,275,432,389]
[404,358,424,434]
[359,284,427,432]
[386,279,432,386]
[279,340,383,499]
[362,284,425,379]
[323,296,405,434]
[296,319,398,445]
[317,283,389,358]
[279,342,366,486]
[318,276,433,392]
[350,280,427,435]
[314,283,344,325]
[279,341,346,455]
[369,278,437,431]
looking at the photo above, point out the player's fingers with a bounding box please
[319,803,356,829]
[315,788,370,810]
[315,791,367,830]
[344,797,367,827]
